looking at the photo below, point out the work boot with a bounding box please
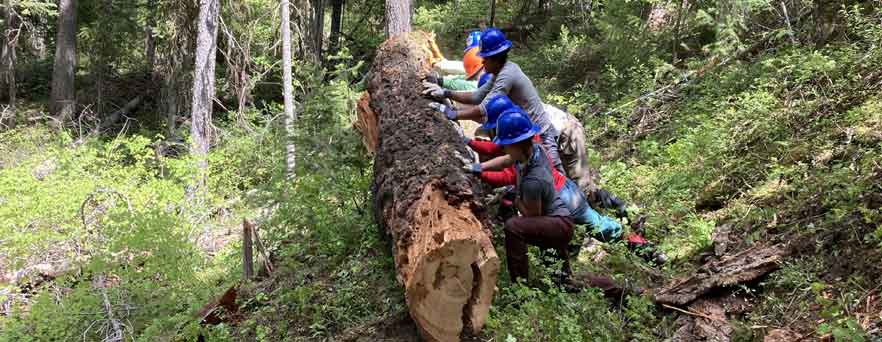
[625,232,667,265]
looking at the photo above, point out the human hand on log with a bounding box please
[455,151,481,174]
[422,80,449,99]
[428,102,457,120]
[424,72,443,87]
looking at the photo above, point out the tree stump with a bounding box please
[367,31,500,342]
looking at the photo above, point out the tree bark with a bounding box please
[368,31,499,342]
[4,0,15,111]
[145,0,157,75]
[0,1,7,101]
[489,0,496,27]
[384,0,410,37]
[654,243,789,306]
[242,220,254,280]
[190,0,220,187]
[671,0,688,64]
[311,0,324,62]
[281,0,296,182]
[49,0,78,124]
[328,0,343,57]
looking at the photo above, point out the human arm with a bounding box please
[446,74,495,105]
[467,139,505,157]
[479,154,515,172]
[479,167,517,188]
[451,105,484,121]
[441,76,478,91]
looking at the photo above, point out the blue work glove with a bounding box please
[462,135,472,145]
[466,163,481,174]
[428,102,457,120]
[455,151,481,174]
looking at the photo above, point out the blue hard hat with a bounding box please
[493,108,540,146]
[481,94,515,130]
[477,73,493,88]
[464,31,482,52]
[478,28,512,58]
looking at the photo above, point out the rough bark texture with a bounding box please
[654,243,789,306]
[4,0,16,109]
[328,0,343,57]
[384,0,411,37]
[670,298,733,342]
[354,92,378,154]
[311,0,324,61]
[242,220,254,280]
[355,89,481,156]
[190,0,220,182]
[49,0,77,123]
[145,0,157,74]
[281,0,297,182]
[367,31,499,342]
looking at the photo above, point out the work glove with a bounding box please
[428,102,457,120]
[422,80,449,99]
[424,73,443,87]
[462,135,472,145]
[455,151,481,174]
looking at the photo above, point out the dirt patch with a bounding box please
[336,312,421,342]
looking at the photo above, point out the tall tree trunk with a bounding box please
[311,0,324,62]
[49,0,78,125]
[145,0,157,75]
[328,0,342,57]
[2,0,15,110]
[671,0,688,64]
[281,0,296,183]
[190,0,220,189]
[384,0,410,37]
[162,65,180,139]
[0,1,7,101]
[489,0,496,27]
[7,0,14,111]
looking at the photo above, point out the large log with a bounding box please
[367,31,500,342]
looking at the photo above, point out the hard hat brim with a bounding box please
[492,124,540,146]
[477,41,512,58]
[480,119,497,130]
[466,66,484,80]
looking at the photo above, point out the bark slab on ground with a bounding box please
[367,31,499,342]
[655,243,789,306]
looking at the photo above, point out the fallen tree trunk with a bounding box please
[367,31,500,342]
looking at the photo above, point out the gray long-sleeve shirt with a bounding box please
[472,61,556,137]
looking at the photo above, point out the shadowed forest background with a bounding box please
[1,0,881,341]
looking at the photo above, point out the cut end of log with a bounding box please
[402,184,499,342]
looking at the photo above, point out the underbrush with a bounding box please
[568,7,882,338]
[0,64,366,340]
[0,115,293,340]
